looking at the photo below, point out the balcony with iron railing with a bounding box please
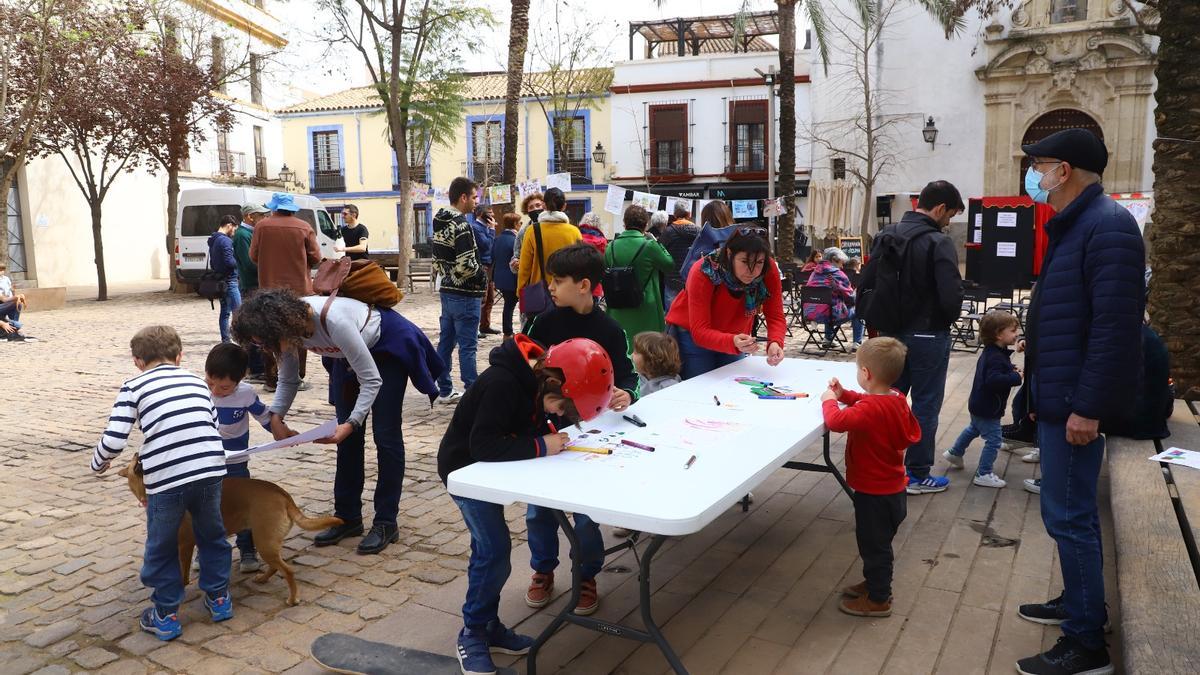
[724,143,768,180]
[643,145,694,181]
[393,164,429,190]
[212,150,246,177]
[254,154,267,179]
[546,155,590,186]
[309,169,346,194]
[462,160,502,186]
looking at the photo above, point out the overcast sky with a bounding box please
[278,0,791,98]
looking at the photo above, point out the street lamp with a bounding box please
[922,116,939,148]
[592,142,607,165]
[278,164,295,184]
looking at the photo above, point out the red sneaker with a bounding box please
[574,579,599,616]
[525,572,554,608]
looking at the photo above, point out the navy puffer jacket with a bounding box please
[1026,183,1145,424]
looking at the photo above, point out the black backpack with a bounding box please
[858,229,935,333]
[196,242,227,308]
[602,239,651,310]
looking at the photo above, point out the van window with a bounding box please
[296,209,316,230]
[182,204,241,237]
[316,210,339,240]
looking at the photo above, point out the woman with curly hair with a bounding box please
[232,289,441,555]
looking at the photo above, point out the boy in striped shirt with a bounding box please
[204,342,271,573]
[92,326,233,641]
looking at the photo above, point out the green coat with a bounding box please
[604,230,675,350]
[232,223,258,292]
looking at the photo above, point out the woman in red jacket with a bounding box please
[665,226,786,379]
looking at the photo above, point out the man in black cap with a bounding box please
[1014,128,1143,675]
[859,180,965,495]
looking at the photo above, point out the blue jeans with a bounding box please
[670,325,746,380]
[436,293,482,396]
[526,506,604,580]
[1038,421,1107,650]
[0,300,20,329]
[453,496,511,630]
[663,285,680,312]
[218,282,241,343]
[949,414,1002,475]
[331,354,408,526]
[223,462,255,555]
[891,331,951,480]
[141,477,230,615]
[825,309,864,344]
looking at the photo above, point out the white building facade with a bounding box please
[608,25,812,226]
[8,0,293,289]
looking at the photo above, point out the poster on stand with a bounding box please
[731,200,758,219]
[487,184,511,205]
[604,185,626,216]
[631,191,660,212]
[543,172,571,193]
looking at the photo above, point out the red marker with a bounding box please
[620,439,655,452]
[547,420,557,433]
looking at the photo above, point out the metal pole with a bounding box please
[766,66,777,249]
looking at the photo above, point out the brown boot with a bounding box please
[525,572,554,608]
[839,595,892,617]
[841,581,868,598]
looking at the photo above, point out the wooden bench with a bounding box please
[407,259,435,293]
[1107,403,1200,672]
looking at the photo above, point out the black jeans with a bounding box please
[853,490,907,603]
[499,289,518,337]
[331,354,408,526]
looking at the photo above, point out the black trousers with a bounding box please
[499,289,518,337]
[853,490,907,602]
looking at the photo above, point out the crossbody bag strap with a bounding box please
[319,288,339,336]
[533,222,547,286]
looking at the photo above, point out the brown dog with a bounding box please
[118,457,343,605]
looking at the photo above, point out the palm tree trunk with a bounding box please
[1148,0,1200,400]
[501,0,530,209]
[776,0,797,262]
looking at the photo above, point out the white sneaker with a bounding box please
[942,450,965,469]
[1023,478,1041,494]
[973,472,1006,488]
[1021,448,1040,463]
[850,342,861,352]
[437,391,463,405]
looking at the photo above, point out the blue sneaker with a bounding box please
[456,627,497,675]
[907,473,950,494]
[486,619,534,655]
[204,590,234,622]
[139,607,182,641]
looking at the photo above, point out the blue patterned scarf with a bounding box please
[698,251,770,315]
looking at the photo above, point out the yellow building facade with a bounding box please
[278,73,615,256]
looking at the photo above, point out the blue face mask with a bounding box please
[1024,164,1061,204]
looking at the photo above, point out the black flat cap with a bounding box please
[1022,128,1108,174]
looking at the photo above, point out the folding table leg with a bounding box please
[782,431,853,498]
[525,511,688,674]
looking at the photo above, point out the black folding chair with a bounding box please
[798,286,846,355]
[952,285,989,352]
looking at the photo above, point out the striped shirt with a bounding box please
[92,365,226,493]
[214,382,271,462]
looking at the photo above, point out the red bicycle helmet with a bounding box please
[544,338,614,422]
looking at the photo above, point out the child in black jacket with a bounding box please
[943,311,1022,488]
[438,334,614,675]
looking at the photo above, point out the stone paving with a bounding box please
[0,287,1121,674]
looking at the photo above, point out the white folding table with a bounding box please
[447,356,858,674]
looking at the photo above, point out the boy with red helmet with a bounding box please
[438,335,613,675]
[523,243,638,617]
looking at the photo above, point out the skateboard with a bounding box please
[309,633,518,675]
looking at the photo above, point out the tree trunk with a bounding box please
[776,0,797,263]
[1148,0,1200,400]
[89,201,108,301]
[395,141,413,291]
[165,165,180,292]
[501,0,530,209]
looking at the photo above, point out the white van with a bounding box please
[175,187,340,284]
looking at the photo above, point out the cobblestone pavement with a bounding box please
[0,288,1120,674]
[0,287,535,674]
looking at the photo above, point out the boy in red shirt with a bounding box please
[821,337,922,617]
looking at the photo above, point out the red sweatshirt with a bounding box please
[665,260,786,354]
[822,389,921,494]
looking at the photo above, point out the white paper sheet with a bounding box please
[1149,447,1200,471]
[997,212,1018,228]
[224,419,338,463]
[542,172,571,193]
[603,185,625,216]
[973,228,983,244]
[631,191,660,212]
[996,241,1017,257]
[731,200,757,219]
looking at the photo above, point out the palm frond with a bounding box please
[804,0,834,74]
[910,0,968,37]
